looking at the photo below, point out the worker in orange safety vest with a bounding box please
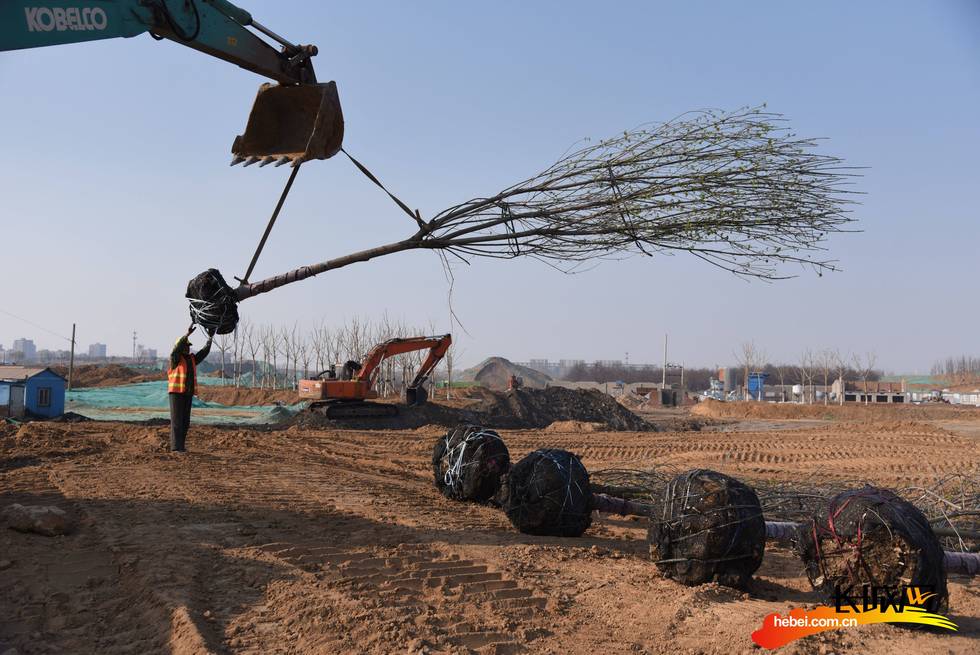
[167,324,212,452]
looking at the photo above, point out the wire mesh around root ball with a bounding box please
[796,486,948,615]
[186,268,240,335]
[499,448,593,537]
[648,469,766,588]
[432,425,510,502]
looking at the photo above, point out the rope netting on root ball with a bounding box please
[648,469,766,588]
[797,486,948,614]
[498,449,593,537]
[432,425,510,502]
[185,268,239,335]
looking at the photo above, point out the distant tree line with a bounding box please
[204,315,458,396]
[931,355,980,380]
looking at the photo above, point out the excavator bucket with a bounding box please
[404,387,428,406]
[231,81,344,167]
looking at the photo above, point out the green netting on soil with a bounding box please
[66,381,305,425]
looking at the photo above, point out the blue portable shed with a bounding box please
[0,366,65,418]
[747,372,769,401]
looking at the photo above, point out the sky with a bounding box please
[1,0,978,373]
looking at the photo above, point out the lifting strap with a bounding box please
[238,149,424,285]
[239,163,301,285]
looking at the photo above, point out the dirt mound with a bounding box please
[461,357,552,390]
[52,364,163,388]
[617,392,649,410]
[476,387,652,431]
[296,387,653,432]
[542,420,607,433]
[196,386,299,406]
[692,399,980,421]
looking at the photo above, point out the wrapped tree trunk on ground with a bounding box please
[186,108,857,334]
[796,486,948,614]
[648,469,766,588]
[432,425,510,502]
[498,449,593,537]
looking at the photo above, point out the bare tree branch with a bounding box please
[232,107,859,305]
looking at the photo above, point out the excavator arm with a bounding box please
[0,0,343,165]
[1,0,315,83]
[356,335,453,405]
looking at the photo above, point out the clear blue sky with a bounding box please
[1,0,978,372]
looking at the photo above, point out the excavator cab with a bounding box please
[231,81,344,167]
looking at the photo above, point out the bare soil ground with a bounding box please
[195,386,300,406]
[51,364,164,388]
[1,405,979,654]
[692,398,980,421]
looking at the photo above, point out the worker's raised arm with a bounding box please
[194,337,213,365]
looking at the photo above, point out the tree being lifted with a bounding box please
[186,107,857,334]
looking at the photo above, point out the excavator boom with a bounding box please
[0,0,343,166]
[356,336,452,384]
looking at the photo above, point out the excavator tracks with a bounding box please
[310,400,400,420]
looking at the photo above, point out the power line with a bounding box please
[0,307,71,343]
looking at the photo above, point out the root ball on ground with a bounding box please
[648,469,765,588]
[797,486,948,614]
[499,449,592,537]
[432,425,510,502]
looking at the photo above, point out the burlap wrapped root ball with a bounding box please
[432,425,510,502]
[498,448,592,537]
[797,486,948,614]
[185,268,239,335]
[648,469,766,588]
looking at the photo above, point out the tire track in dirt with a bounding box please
[42,436,550,653]
[240,541,549,653]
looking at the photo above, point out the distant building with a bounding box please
[525,359,562,378]
[12,338,36,361]
[88,343,107,359]
[36,349,71,363]
[0,366,66,418]
[136,345,158,362]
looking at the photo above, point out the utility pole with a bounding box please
[132,331,137,361]
[67,323,76,392]
[662,333,667,387]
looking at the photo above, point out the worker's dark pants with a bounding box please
[168,392,193,452]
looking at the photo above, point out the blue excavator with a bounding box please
[0,0,344,167]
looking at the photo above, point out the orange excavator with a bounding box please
[298,335,452,419]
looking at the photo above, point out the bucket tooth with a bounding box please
[230,155,246,166]
[258,156,277,167]
[242,156,261,167]
[274,156,291,167]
